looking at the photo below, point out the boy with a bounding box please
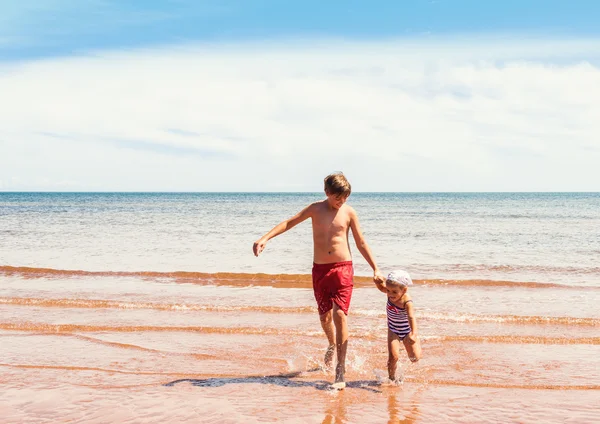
[253,172,383,389]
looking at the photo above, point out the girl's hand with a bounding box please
[407,332,418,344]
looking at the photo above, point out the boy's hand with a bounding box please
[373,271,385,284]
[253,239,266,256]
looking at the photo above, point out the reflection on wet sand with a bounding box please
[322,390,347,424]
[386,386,422,424]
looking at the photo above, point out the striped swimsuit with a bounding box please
[386,299,412,339]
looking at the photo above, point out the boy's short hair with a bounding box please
[386,270,413,287]
[324,172,351,197]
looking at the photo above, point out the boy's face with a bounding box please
[325,191,349,210]
[386,285,407,303]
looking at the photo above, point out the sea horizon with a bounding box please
[2,190,600,193]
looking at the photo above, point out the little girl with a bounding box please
[375,270,422,383]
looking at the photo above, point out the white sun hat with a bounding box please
[386,269,413,286]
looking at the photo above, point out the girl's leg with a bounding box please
[387,329,401,381]
[402,334,422,362]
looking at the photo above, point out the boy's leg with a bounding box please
[313,264,336,368]
[332,302,348,385]
[387,329,401,381]
[319,309,336,368]
[402,335,422,362]
[313,261,353,387]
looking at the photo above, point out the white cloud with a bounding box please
[1,37,599,191]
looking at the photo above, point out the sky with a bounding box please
[1,0,599,192]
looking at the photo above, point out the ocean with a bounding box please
[1,192,599,423]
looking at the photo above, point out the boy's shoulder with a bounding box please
[344,204,357,219]
[308,200,326,211]
[333,203,355,215]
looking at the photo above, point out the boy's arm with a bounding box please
[253,203,314,256]
[348,207,384,282]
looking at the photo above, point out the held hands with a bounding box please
[373,270,386,285]
[253,238,267,257]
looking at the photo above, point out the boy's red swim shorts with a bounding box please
[312,261,354,315]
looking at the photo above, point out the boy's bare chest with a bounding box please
[312,211,349,233]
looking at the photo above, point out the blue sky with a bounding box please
[1,1,599,191]
[3,0,600,60]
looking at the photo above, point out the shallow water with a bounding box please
[1,269,599,423]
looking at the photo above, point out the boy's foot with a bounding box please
[384,377,403,386]
[324,345,335,369]
[331,381,346,390]
[333,364,345,389]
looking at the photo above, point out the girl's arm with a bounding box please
[374,280,388,294]
[405,297,418,340]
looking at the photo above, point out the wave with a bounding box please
[0,297,315,314]
[0,363,186,376]
[424,263,600,275]
[0,265,588,289]
[431,335,600,344]
[415,312,600,327]
[2,297,598,327]
[0,322,315,336]
[2,322,598,344]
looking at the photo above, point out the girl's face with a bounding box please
[386,284,407,303]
